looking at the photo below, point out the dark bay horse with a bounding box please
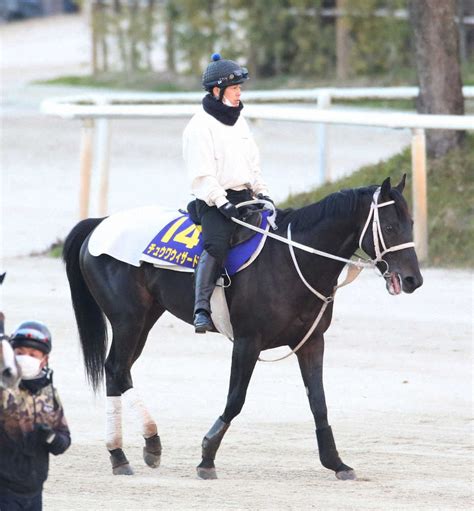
[62,177,423,480]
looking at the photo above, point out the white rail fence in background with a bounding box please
[41,87,474,262]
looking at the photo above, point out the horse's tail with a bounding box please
[63,218,106,392]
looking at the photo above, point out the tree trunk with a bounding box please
[113,0,129,73]
[409,0,465,159]
[90,1,98,75]
[98,0,109,73]
[144,0,155,72]
[457,0,467,62]
[128,0,140,72]
[165,1,177,73]
[336,0,351,80]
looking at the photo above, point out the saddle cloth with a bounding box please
[88,206,270,276]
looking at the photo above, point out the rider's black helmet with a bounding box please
[10,321,52,354]
[202,53,249,91]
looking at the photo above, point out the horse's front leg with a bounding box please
[297,334,356,480]
[197,339,260,480]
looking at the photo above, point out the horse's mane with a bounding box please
[275,186,377,233]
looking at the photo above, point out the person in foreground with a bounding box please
[0,321,71,511]
[183,53,274,333]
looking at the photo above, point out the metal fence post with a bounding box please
[78,118,95,219]
[411,128,428,262]
[317,91,331,185]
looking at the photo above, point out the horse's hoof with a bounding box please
[196,466,218,480]
[143,448,161,468]
[336,469,357,480]
[112,463,134,475]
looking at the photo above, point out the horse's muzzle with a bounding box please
[1,366,18,389]
[383,270,423,295]
[401,272,423,293]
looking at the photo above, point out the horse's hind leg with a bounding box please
[105,338,135,475]
[197,339,260,480]
[123,307,164,469]
[106,306,164,475]
[122,387,162,468]
[296,334,356,480]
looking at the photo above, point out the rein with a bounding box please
[233,200,373,270]
[233,189,415,362]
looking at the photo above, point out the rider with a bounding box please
[0,321,71,511]
[183,53,274,333]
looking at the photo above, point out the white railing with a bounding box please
[41,86,474,262]
[41,85,474,106]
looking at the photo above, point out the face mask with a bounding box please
[16,355,43,380]
[222,96,235,107]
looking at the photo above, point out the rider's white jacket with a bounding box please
[183,107,269,208]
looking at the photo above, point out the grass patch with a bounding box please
[31,239,63,259]
[281,135,474,268]
[35,72,199,92]
[36,68,421,95]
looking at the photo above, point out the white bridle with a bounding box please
[358,188,415,268]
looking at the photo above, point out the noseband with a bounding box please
[358,188,415,272]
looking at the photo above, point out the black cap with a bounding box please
[202,53,249,90]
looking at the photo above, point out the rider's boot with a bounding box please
[193,250,221,333]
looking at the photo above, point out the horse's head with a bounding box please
[360,175,423,295]
[0,338,20,390]
[0,304,20,389]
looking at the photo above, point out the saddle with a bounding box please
[186,200,263,247]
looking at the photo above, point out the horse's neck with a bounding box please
[289,216,361,293]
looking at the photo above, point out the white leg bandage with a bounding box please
[122,387,158,438]
[106,396,123,450]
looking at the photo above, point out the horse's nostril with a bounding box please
[403,275,422,292]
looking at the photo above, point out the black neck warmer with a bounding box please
[20,368,52,394]
[202,93,243,126]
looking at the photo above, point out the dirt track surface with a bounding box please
[1,256,472,510]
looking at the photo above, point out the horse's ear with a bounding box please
[395,174,406,194]
[380,177,391,199]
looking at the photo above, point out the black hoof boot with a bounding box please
[109,448,134,475]
[194,310,214,333]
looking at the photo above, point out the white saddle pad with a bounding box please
[88,206,192,271]
[88,206,234,339]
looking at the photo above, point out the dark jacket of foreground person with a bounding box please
[0,370,71,497]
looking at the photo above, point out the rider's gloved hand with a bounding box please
[35,424,56,445]
[218,202,240,220]
[257,193,274,205]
